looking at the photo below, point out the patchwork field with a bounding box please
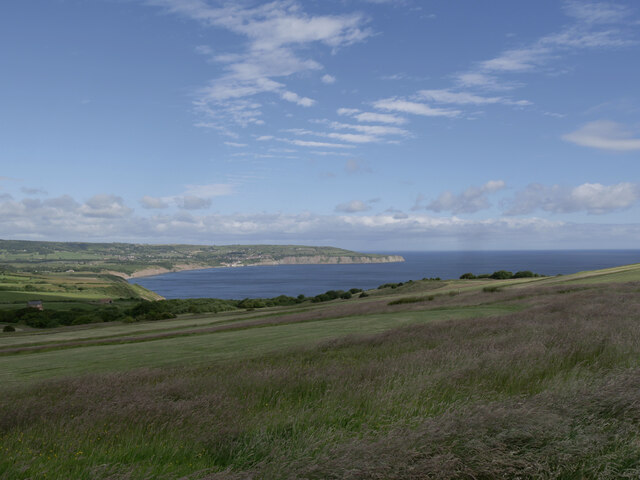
[0,271,162,306]
[1,263,640,479]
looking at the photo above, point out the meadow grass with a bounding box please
[1,266,640,479]
[0,304,516,384]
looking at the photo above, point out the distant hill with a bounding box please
[0,239,404,278]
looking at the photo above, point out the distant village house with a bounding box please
[27,300,43,311]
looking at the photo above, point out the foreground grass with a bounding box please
[1,277,640,478]
[0,304,517,384]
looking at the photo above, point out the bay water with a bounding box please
[129,250,640,300]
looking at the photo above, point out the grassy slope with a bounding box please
[1,264,640,479]
[0,271,162,305]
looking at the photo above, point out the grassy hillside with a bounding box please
[0,239,402,277]
[1,264,639,479]
[0,270,162,307]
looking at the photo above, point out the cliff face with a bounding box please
[254,255,405,266]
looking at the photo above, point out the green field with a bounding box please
[1,264,640,479]
[0,271,162,308]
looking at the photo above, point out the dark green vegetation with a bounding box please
[460,269,545,279]
[0,239,401,277]
[1,263,640,479]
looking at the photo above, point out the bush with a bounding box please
[483,286,501,293]
[513,270,534,278]
[2,325,15,332]
[490,270,513,280]
[359,292,369,298]
[460,273,476,279]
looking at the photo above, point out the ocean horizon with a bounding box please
[129,249,640,300]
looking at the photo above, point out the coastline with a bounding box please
[115,255,406,279]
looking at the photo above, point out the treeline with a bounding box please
[0,288,370,329]
[459,270,545,280]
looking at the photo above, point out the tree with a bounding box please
[490,270,513,280]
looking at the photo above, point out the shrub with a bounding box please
[460,273,476,279]
[513,270,534,278]
[490,270,513,280]
[483,286,501,293]
[2,325,15,332]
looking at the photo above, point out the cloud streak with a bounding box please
[562,120,640,151]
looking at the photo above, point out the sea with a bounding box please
[128,250,640,300]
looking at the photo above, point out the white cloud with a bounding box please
[282,138,354,148]
[79,194,132,218]
[256,135,274,141]
[175,196,212,210]
[480,46,550,73]
[140,196,169,209]
[337,107,360,116]
[563,1,630,25]
[454,72,506,90]
[338,108,408,125]
[281,90,316,107]
[224,141,248,147]
[285,121,407,144]
[321,74,336,84]
[505,182,640,215]
[328,121,409,137]
[183,183,234,198]
[417,89,531,106]
[149,1,370,130]
[455,1,636,92]
[355,111,407,124]
[418,180,506,214]
[335,200,372,213]
[562,120,640,151]
[2,194,640,249]
[325,132,378,144]
[373,98,460,117]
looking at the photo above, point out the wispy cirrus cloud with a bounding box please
[284,120,408,145]
[148,0,370,130]
[417,89,531,107]
[562,120,640,151]
[337,108,407,125]
[455,1,637,89]
[372,98,460,118]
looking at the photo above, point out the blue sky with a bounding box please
[1,0,639,250]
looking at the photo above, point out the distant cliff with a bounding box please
[254,255,405,266]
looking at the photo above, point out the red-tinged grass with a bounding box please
[1,282,640,479]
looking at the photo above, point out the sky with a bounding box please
[1,0,639,251]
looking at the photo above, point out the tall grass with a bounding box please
[1,282,640,479]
